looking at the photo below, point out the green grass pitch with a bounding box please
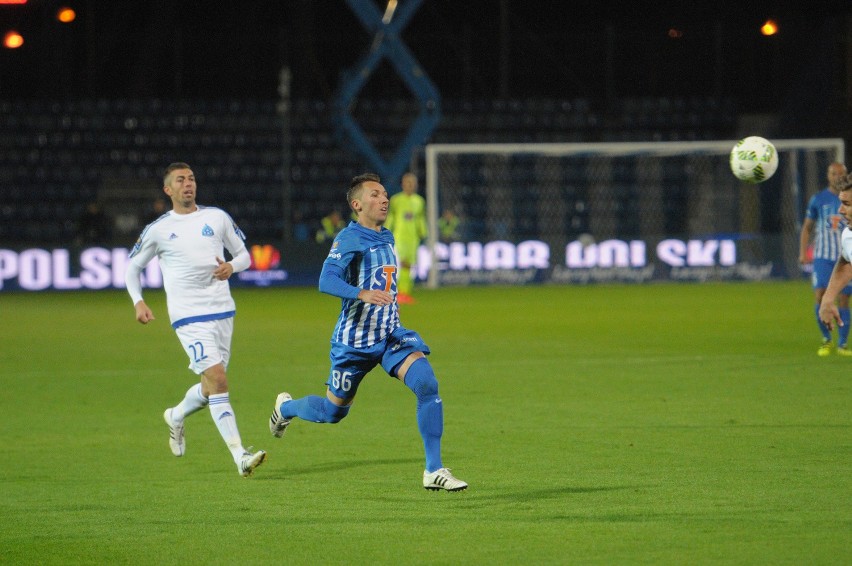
[1,281,849,564]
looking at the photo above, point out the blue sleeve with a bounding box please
[319,263,361,300]
[806,195,818,220]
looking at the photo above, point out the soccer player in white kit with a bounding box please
[125,162,267,477]
[821,174,852,333]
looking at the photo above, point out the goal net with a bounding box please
[421,139,845,287]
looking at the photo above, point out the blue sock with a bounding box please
[839,308,851,346]
[404,358,443,472]
[280,395,349,423]
[815,303,832,341]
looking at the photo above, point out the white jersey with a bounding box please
[841,227,852,263]
[126,206,248,328]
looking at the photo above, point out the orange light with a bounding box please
[761,19,778,36]
[667,28,683,39]
[3,30,24,49]
[0,0,28,4]
[57,7,76,23]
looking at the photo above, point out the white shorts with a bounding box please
[174,318,234,374]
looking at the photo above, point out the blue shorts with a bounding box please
[325,327,431,401]
[812,258,852,293]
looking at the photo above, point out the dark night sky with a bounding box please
[1,0,851,115]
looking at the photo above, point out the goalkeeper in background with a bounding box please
[385,172,427,304]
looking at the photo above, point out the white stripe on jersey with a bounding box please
[328,225,400,347]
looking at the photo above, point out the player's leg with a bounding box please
[383,330,467,491]
[182,319,265,476]
[814,289,833,355]
[269,343,374,435]
[397,352,442,469]
[813,260,834,355]
[162,382,208,457]
[397,353,467,491]
[271,389,352,431]
[837,291,852,355]
[170,383,208,423]
[163,322,223,457]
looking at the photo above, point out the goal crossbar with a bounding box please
[424,138,845,288]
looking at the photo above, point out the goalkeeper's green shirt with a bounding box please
[385,192,427,244]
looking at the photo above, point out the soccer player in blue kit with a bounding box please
[799,162,851,356]
[269,173,467,491]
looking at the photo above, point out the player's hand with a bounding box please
[134,300,155,324]
[357,289,394,306]
[213,257,234,280]
[819,303,842,331]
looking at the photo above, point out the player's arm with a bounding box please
[125,233,157,324]
[125,260,154,324]
[819,255,852,330]
[416,196,428,240]
[214,214,251,280]
[417,211,428,241]
[799,217,815,264]
[319,264,393,306]
[213,248,249,280]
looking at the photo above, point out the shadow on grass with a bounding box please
[253,457,422,480]
[366,483,649,508]
[470,484,639,502]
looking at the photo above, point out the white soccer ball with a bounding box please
[730,136,779,184]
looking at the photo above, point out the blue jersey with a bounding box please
[806,189,844,261]
[323,221,400,348]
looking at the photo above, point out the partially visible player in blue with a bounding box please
[269,173,467,491]
[799,161,851,356]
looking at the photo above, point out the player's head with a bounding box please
[347,172,381,214]
[163,162,196,210]
[840,172,852,193]
[828,162,847,192]
[401,172,418,194]
[164,162,193,185]
[347,172,388,228]
[837,173,852,224]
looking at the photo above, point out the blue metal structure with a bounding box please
[335,0,441,191]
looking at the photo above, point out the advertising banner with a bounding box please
[0,235,787,293]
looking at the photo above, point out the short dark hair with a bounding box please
[163,162,192,185]
[346,172,381,212]
[841,173,852,192]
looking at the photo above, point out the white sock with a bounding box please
[208,392,245,462]
[172,383,208,423]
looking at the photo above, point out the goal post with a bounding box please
[422,139,845,288]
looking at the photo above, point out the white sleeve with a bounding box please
[221,211,250,273]
[125,261,145,305]
[842,228,852,263]
[125,230,158,304]
[228,247,251,273]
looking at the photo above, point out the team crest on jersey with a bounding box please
[202,224,214,237]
